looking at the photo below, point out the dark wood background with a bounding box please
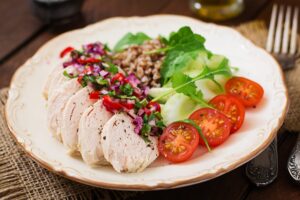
[0,0,300,199]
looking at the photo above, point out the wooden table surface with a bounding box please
[1,0,300,199]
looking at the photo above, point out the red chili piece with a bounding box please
[60,47,74,58]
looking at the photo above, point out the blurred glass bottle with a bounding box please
[190,0,244,21]
[31,0,84,24]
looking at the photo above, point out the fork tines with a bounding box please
[266,4,299,55]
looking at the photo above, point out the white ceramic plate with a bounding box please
[6,15,288,190]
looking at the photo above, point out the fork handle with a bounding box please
[287,133,300,182]
[246,137,278,187]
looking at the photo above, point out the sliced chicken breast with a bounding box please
[101,113,159,173]
[78,100,112,166]
[44,65,63,99]
[47,79,81,141]
[61,86,94,154]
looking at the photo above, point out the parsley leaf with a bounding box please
[113,32,151,52]
[106,63,119,74]
[120,83,134,96]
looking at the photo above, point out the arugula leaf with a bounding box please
[113,32,151,52]
[152,60,232,104]
[160,26,206,84]
[171,72,208,107]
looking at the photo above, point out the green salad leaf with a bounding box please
[113,32,151,52]
[171,72,208,107]
[159,26,206,84]
[152,60,232,104]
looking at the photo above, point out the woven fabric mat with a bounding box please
[0,20,299,199]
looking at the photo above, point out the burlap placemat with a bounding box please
[0,21,299,199]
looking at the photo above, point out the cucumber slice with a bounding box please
[161,93,197,125]
[182,51,208,78]
[148,87,174,102]
[207,54,228,69]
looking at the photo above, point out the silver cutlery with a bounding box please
[246,4,299,187]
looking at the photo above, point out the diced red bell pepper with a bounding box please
[147,101,161,112]
[83,65,94,75]
[60,46,74,58]
[111,73,126,84]
[89,91,100,99]
[121,102,134,110]
[102,95,123,112]
[77,75,84,84]
[77,58,101,64]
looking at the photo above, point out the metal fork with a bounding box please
[246,4,299,187]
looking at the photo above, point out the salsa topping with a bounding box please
[60,42,165,142]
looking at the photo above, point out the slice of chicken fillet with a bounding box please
[61,86,94,154]
[78,100,112,166]
[101,113,159,173]
[47,79,81,142]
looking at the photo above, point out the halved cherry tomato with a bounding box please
[225,77,264,107]
[102,95,123,112]
[60,46,74,58]
[89,91,100,99]
[111,73,126,84]
[209,94,245,133]
[189,108,231,147]
[158,122,200,163]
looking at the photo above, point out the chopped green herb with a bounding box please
[96,76,109,85]
[106,63,119,74]
[63,70,75,79]
[120,83,134,96]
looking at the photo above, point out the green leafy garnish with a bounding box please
[113,32,151,52]
[152,63,232,105]
[63,70,75,79]
[96,76,109,86]
[151,26,206,84]
[171,72,209,107]
[106,63,119,74]
[120,83,134,96]
[180,119,211,152]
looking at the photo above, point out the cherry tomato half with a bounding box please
[158,122,200,163]
[189,108,231,147]
[209,94,245,133]
[225,77,264,107]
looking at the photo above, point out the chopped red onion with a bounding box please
[99,70,109,77]
[137,109,144,116]
[126,73,141,87]
[148,120,156,126]
[101,89,108,94]
[133,116,143,134]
